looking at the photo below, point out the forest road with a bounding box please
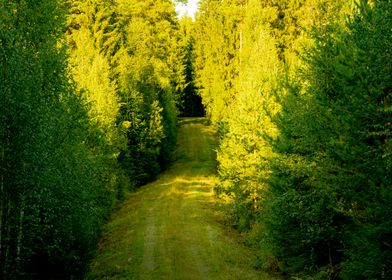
[86,118,277,280]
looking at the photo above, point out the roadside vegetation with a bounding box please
[193,0,392,278]
[1,0,391,279]
[1,0,185,278]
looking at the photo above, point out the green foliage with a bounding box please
[4,0,390,278]
[178,17,205,117]
[265,1,392,277]
[216,2,281,231]
[194,0,391,278]
[194,0,318,234]
[67,0,184,186]
[193,0,243,123]
[1,0,183,278]
[0,0,119,278]
[111,0,183,180]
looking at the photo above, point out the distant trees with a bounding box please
[194,0,392,278]
[193,0,242,123]
[178,16,205,117]
[1,0,184,278]
[67,0,185,186]
[109,0,185,178]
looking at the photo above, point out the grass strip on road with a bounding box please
[86,118,278,280]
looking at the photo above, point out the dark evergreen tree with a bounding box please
[178,16,205,117]
[0,0,184,278]
[1,0,117,278]
[265,0,392,278]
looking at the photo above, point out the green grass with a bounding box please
[85,118,279,280]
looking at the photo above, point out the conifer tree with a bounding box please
[0,0,186,278]
[215,0,281,231]
[178,16,205,117]
[195,0,329,233]
[1,0,118,278]
[193,1,391,278]
[112,0,184,183]
[67,0,130,198]
[68,0,185,186]
[265,1,392,277]
[193,0,242,124]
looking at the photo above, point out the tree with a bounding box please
[178,16,205,117]
[193,0,243,124]
[1,0,119,278]
[112,0,184,183]
[67,0,185,187]
[264,0,391,278]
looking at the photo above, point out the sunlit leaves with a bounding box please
[194,0,391,278]
[0,0,121,278]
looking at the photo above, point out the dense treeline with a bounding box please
[1,0,184,278]
[194,0,391,278]
[67,0,185,186]
[178,16,205,117]
[2,0,391,278]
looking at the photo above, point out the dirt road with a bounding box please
[86,118,276,280]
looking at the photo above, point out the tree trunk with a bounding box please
[16,195,25,273]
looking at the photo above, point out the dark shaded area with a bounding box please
[263,2,392,278]
[178,19,205,118]
[180,91,205,117]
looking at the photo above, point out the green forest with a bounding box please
[1,0,391,279]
